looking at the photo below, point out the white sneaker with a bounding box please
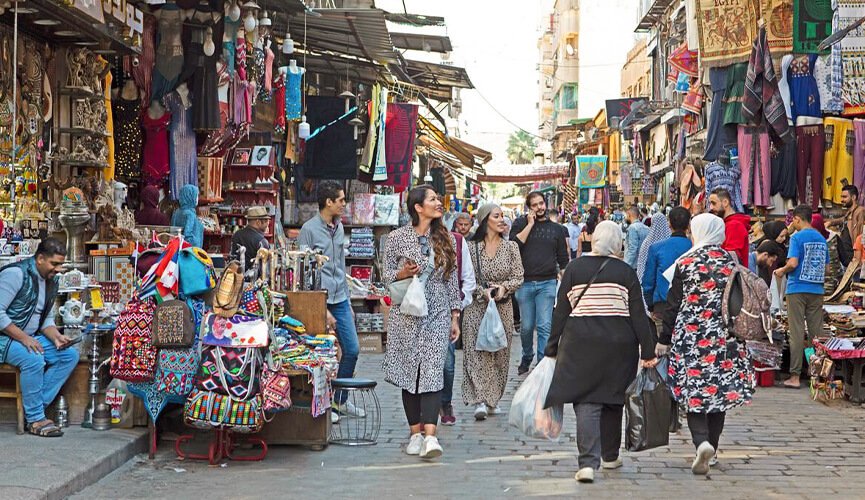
[405,433,424,456]
[575,467,594,483]
[709,453,719,467]
[420,435,443,459]
[691,442,715,475]
[487,405,501,416]
[474,403,488,420]
[601,457,623,470]
[334,400,367,418]
[330,411,339,424]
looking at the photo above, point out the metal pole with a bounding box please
[10,0,17,217]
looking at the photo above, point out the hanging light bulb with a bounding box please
[298,116,310,140]
[339,90,355,114]
[259,10,271,26]
[228,0,241,22]
[424,172,433,183]
[243,9,257,31]
[203,26,216,56]
[282,30,294,54]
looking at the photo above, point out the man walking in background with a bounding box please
[642,206,692,337]
[452,212,473,239]
[510,191,569,375]
[624,206,649,269]
[564,213,583,260]
[708,188,750,267]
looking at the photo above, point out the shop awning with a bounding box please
[417,116,491,173]
[635,0,676,32]
[384,12,446,27]
[390,32,453,53]
[279,9,398,66]
[477,163,569,183]
[392,57,473,102]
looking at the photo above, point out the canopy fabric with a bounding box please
[418,116,491,173]
[477,163,569,183]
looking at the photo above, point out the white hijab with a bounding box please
[662,213,726,282]
[589,220,623,257]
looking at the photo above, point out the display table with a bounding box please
[814,339,865,403]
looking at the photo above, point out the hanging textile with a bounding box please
[384,103,419,190]
[742,26,795,144]
[793,0,832,54]
[372,87,389,182]
[762,0,794,53]
[302,96,357,179]
[576,155,607,188]
[840,0,865,115]
[668,43,699,77]
[696,0,760,67]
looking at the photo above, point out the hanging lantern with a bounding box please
[339,90,355,114]
[228,0,241,22]
[282,30,294,54]
[298,116,310,140]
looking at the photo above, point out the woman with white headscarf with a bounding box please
[660,213,755,476]
[545,221,657,484]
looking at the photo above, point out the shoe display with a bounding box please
[420,435,443,459]
[575,467,594,483]
[405,433,424,456]
[601,457,623,470]
[334,400,367,418]
[440,405,456,426]
[691,442,715,475]
[474,403,488,421]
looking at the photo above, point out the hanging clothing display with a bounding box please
[112,96,143,182]
[272,71,286,134]
[796,120,825,209]
[133,15,157,105]
[742,26,793,144]
[103,66,115,181]
[738,125,772,208]
[285,66,303,121]
[695,0,759,67]
[770,135,798,200]
[704,67,738,161]
[302,96,357,179]
[163,90,197,201]
[151,6,184,101]
[704,158,744,212]
[723,63,748,125]
[142,109,171,187]
[178,11,222,130]
[384,103,419,190]
[792,0,832,54]
[778,54,794,122]
[823,116,854,204]
[787,54,821,123]
[372,86,389,181]
[854,119,865,204]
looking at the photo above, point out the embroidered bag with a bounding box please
[151,299,195,348]
[201,312,269,348]
[196,345,261,400]
[155,348,200,396]
[260,366,292,413]
[183,388,264,433]
[178,247,217,296]
[110,296,158,383]
[237,281,272,317]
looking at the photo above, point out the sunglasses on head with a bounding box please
[418,236,430,257]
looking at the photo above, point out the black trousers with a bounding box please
[402,390,441,426]
[686,411,726,450]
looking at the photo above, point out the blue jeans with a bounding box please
[328,299,359,403]
[5,334,79,423]
[441,341,455,407]
[515,279,557,365]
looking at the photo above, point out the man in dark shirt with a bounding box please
[510,191,569,375]
[230,206,271,272]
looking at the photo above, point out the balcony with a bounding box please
[635,0,676,33]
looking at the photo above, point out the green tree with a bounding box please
[506,130,536,165]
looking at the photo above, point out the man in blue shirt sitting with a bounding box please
[0,238,77,437]
[642,207,692,351]
[775,205,829,389]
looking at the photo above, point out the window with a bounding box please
[560,83,577,110]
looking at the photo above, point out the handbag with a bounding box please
[201,312,269,348]
[151,299,195,348]
[183,388,264,433]
[196,345,261,400]
[238,281,272,317]
[178,247,217,296]
[388,250,434,306]
[155,347,200,397]
[260,366,292,413]
[109,296,158,383]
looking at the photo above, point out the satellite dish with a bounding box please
[565,44,575,56]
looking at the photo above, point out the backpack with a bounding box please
[721,264,772,342]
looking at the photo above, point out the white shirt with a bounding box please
[565,222,583,250]
[458,236,477,309]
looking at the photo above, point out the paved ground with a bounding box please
[74,343,865,500]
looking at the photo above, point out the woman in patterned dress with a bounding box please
[461,203,523,420]
[383,185,461,459]
[660,213,755,476]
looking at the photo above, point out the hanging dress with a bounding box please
[178,12,222,130]
[163,91,198,200]
[285,67,303,121]
[142,110,171,187]
[111,96,143,183]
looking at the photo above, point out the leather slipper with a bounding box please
[214,261,243,317]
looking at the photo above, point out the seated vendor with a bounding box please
[229,206,271,272]
[0,238,78,437]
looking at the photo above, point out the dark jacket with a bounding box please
[642,233,692,306]
[135,185,169,226]
[545,256,655,407]
[509,217,569,282]
[230,226,270,271]
[0,258,59,363]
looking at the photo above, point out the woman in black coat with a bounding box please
[545,220,657,483]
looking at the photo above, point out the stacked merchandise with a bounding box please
[355,312,385,333]
[348,227,375,258]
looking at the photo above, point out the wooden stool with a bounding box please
[0,364,24,434]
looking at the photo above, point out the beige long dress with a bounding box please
[461,239,524,407]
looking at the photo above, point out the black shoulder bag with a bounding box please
[570,258,611,309]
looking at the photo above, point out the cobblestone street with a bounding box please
[74,342,865,499]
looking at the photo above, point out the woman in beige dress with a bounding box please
[462,203,524,420]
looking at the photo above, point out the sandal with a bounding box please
[214,261,243,318]
[27,419,63,437]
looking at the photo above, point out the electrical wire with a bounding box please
[471,86,548,141]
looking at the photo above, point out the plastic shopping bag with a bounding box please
[475,299,507,352]
[508,357,563,441]
[625,366,673,452]
[400,276,428,317]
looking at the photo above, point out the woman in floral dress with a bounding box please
[461,203,523,420]
[660,213,755,475]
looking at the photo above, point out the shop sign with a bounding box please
[605,97,648,127]
[72,0,144,40]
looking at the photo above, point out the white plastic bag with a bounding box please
[508,357,563,441]
[400,276,428,316]
[475,299,507,352]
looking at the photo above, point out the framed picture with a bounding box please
[250,145,273,166]
[231,148,251,165]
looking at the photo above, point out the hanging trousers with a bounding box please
[854,119,865,205]
[738,125,772,207]
[796,122,825,210]
[687,411,726,450]
[823,116,855,204]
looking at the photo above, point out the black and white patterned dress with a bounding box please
[383,224,462,394]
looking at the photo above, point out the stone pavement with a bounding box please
[73,344,865,500]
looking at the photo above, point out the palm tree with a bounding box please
[506,130,536,165]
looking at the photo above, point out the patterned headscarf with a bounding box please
[636,212,671,283]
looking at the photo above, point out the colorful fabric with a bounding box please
[668,43,699,77]
[184,388,264,433]
[577,156,607,188]
[109,297,157,383]
[384,103,419,189]
[723,63,749,125]
[196,345,262,400]
[696,0,760,67]
[704,159,744,212]
[829,1,845,112]
[793,0,833,54]
[824,116,855,203]
[742,26,794,144]
[788,54,822,122]
[762,0,794,52]
[202,312,269,348]
[840,0,865,115]
[737,125,773,208]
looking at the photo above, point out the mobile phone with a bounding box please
[58,336,84,350]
